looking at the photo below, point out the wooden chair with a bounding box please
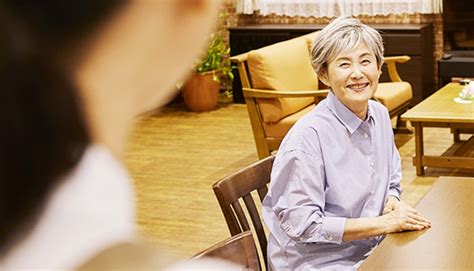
[230,32,328,159]
[231,32,413,159]
[193,231,260,270]
[212,155,275,270]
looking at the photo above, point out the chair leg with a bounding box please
[393,115,412,134]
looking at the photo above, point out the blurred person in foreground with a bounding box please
[262,16,431,270]
[0,1,238,270]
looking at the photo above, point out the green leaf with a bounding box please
[192,16,234,83]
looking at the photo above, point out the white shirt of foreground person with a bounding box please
[262,91,402,270]
[0,145,239,270]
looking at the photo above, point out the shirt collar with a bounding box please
[326,91,375,135]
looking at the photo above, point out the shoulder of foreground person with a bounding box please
[77,242,241,271]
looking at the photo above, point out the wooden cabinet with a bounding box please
[229,24,434,106]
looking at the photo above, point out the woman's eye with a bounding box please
[361,59,371,65]
[339,63,350,68]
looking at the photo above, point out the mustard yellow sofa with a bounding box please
[231,31,412,159]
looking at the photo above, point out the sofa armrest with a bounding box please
[243,87,329,98]
[384,55,411,82]
[230,53,251,88]
[230,53,248,64]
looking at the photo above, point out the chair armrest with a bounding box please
[383,55,411,82]
[230,53,248,64]
[230,53,251,88]
[384,56,410,63]
[243,87,329,98]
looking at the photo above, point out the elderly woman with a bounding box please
[262,16,431,270]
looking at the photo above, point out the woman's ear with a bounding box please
[318,69,329,87]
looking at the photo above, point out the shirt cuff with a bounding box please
[320,216,346,244]
[387,188,401,200]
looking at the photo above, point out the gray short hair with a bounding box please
[311,16,384,76]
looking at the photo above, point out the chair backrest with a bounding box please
[212,155,275,270]
[235,31,319,90]
[246,33,319,124]
[192,231,260,270]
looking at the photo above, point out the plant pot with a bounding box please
[182,71,220,112]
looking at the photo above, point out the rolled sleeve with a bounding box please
[279,212,346,245]
[321,217,346,243]
[301,217,347,244]
[387,188,401,200]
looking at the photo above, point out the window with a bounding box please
[237,0,442,16]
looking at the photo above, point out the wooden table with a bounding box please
[360,176,474,270]
[401,83,474,175]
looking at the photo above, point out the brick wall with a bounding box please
[217,1,443,87]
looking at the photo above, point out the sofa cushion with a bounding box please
[374,82,412,112]
[263,104,315,138]
[299,31,320,53]
[247,36,318,123]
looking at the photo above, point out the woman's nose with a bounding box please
[350,66,363,79]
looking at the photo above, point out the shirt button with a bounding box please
[370,162,374,167]
[364,133,369,138]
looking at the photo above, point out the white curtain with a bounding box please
[236,0,443,16]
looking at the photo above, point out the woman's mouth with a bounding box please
[347,83,369,92]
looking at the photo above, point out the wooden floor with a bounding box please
[124,99,473,258]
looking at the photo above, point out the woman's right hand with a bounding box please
[381,201,431,233]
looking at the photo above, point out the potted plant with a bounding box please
[182,33,234,112]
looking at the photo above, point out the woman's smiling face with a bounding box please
[320,42,381,119]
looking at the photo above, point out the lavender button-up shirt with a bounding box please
[262,91,402,270]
